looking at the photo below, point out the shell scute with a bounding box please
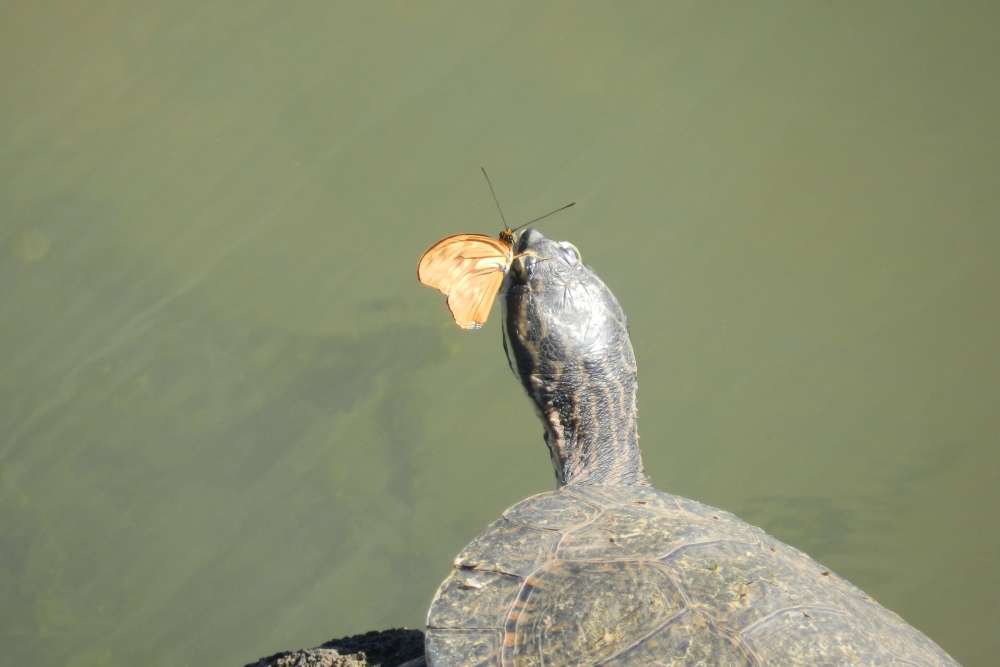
[742,607,885,666]
[555,503,760,562]
[503,559,686,667]
[503,490,599,531]
[425,628,502,667]
[428,570,524,629]
[830,586,960,667]
[454,519,560,577]
[561,484,667,509]
[599,612,753,667]
[668,495,768,535]
[661,539,841,631]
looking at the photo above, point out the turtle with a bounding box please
[424,228,961,667]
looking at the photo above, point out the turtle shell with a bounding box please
[426,485,958,667]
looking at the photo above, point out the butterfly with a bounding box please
[417,168,575,329]
[417,229,517,329]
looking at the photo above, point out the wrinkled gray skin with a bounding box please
[425,230,960,667]
[500,229,649,487]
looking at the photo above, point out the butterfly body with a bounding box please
[417,231,516,329]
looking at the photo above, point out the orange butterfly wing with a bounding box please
[417,234,513,329]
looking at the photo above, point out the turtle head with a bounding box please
[503,229,624,361]
[501,228,648,487]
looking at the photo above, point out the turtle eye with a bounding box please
[558,242,582,266]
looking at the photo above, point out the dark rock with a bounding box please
[245,629,425,667]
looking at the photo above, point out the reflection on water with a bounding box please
[1,1,998,666]
[741,440,966,571]
[1,282,451,665]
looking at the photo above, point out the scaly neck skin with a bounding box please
[535,350,650,487]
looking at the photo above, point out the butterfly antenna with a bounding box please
[481,166,509,231]
[511,201,577,232]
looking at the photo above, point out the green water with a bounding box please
[2,2,997,665]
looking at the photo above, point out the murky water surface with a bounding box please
[2,3,998,665]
